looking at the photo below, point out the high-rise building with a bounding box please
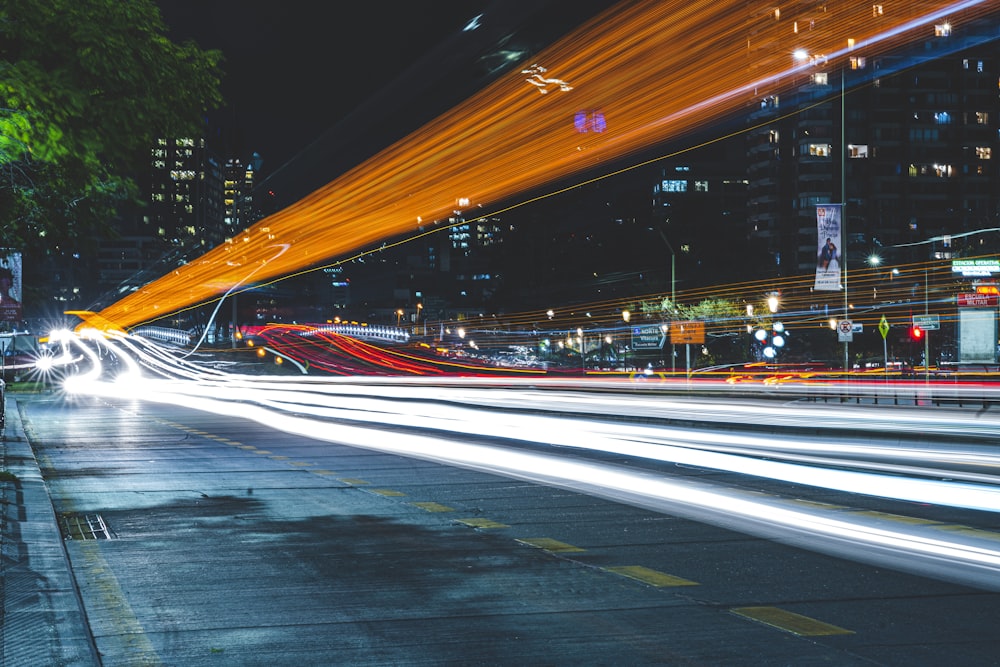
[145,137,225,252]
[223,157,257,232]
[94,136,232,308]
[745,6,1000,276]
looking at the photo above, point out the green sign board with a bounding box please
[631,324,667,349]
[952,259,1000,276]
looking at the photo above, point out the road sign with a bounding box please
[878,315,889,340]
[631,324,667,349]
[836,319,853,342]
[957,293,998,308]
[670,320,705,345]
[912,314,940,330]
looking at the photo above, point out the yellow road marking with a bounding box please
[731,606,853,636]
[852,510,940,525]
[371,489,406,497]
[516,537,584,553]
[269,455,289,460]
[457,518,509,529]
[411,502,454,512]
[936,525,1000,541]
[606,565,698,587]
[789,499,846,511]
[77,541,162,664]
[312,469,337,476]
[254,450,272,455]
[340,478,370,485]
[289,461,314,467]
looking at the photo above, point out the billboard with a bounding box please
[0,251,23,323]
[814,204,843,291]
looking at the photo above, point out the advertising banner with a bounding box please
[0,251,22,323]
[814,204,843,291]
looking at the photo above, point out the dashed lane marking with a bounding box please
[605,565,699,587]
[371,489,406,497]
[516,537,585,553]
[456,518,509,529]
[731,606,854,637]
[411,502,454,512]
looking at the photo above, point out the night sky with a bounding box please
[156,1,615,200]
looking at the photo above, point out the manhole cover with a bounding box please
[59,513,115,540]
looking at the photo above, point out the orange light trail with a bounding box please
[84,0,999,331]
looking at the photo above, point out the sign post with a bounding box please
[670,321,705,381]
[837,319,853,342]
[913,314,939,384]
[879,315,890,381]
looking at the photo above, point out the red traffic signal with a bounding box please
[910,325,923,340]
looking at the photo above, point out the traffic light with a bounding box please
[910,325,923,341]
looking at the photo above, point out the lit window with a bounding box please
[976,146,991,159]
[808,144,832,157]
[694,180,709,192]
[848,144,868,158]
[976,112,990,125]
[978,61,984,73]
[661,180,687,192]
[935,23,951,37]
[873,5,883,17]
[850,57,866,70]
[812,72,828,85]
[934,112,951,124]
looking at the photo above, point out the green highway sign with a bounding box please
[912,314,940,331]
[631,324,667,349]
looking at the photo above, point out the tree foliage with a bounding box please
[0,0,223,253]
[637,296,743,324]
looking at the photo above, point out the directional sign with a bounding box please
[912,314,940,331]
[631,324,667,349]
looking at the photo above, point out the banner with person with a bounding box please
[814,204,843,291]
[0,251,23,323]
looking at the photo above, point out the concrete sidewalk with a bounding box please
[1,396,99,666]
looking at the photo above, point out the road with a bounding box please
[5,369,1000,664]
[3,331,1000,664]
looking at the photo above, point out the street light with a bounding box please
[396,309,404,326]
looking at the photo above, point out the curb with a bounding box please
[1,396,100,666]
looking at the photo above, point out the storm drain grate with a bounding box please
[60,513,115,540]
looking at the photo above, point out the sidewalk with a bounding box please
[1,396,99,666]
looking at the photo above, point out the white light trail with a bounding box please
[53,332,1000,590]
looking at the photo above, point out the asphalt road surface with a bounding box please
[5,391,1000,666]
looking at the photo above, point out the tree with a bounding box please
[0,0,223,254]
